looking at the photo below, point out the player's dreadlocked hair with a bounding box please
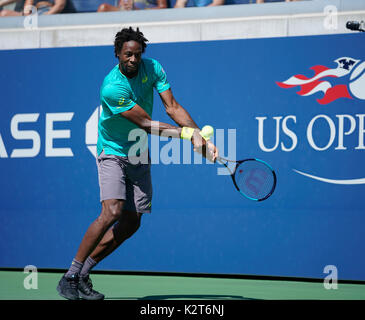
[114,27,148,58]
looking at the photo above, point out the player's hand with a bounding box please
[191,129,218,163]
[191,129,204,152]
[206,140,219,163]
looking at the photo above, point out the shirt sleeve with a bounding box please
[152,59,171,93]
[101,83,136,115]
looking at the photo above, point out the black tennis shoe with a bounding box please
[78,275,105,300]
[57,274,80,300]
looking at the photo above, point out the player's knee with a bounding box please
[111,212,141,243]
[102,200,124,223]
[124,212,141,236]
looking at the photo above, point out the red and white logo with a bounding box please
[276,57,365,104]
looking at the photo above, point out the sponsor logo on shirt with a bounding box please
[117,97,133,108]
[118,97,125,106]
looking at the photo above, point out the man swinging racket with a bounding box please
[57,27,218,300]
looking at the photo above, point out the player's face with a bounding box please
[118,40,142,77]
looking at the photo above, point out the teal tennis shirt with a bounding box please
[97,58,170,157]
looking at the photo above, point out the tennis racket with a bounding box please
[217,156,277,201]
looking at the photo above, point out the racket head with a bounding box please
[232,158,276,201]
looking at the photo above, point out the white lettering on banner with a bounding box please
[355,114,365,149]
[256,115,297,152]
[256,116,281,152]
[257,114,365,184]
[307,114,336,151]
[257,114,365,152]
[0,134,8,158]
[0,112,74,158]
[10,113,41,158]
[336,114,356,150]
[282,115,297,152]
[85,106,102,157]
[45,112,74,157]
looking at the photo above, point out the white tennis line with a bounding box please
[293,169,365,185]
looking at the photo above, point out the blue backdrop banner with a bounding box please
[0,32,364,280]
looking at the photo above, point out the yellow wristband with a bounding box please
[181,127,195,140]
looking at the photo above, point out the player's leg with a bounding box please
[57,151,127,300]
[77,156,152,299]
[76,210,142,299]
[73,151,128,264]
[86,210,142,265]
[57,199,124,300]
[74,199,125,263]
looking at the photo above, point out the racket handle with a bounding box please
[216,156,226,165]
[217,156,236,163]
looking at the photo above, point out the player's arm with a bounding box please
[159,88,219,160]
[159,88,198,129]
[120,104,217,162]
[121,103,183,138]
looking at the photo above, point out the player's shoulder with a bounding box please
[101,65,129,95]
[142,58,164,72]
[103,65,124,83]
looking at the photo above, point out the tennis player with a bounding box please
[57,27,218,300]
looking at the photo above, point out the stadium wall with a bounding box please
[0,0,364,49]
[1,0,365,281]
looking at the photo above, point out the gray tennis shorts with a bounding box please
[96,150,152,213]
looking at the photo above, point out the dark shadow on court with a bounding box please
[106,294,260,300]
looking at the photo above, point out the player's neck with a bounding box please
[119,64,138,79]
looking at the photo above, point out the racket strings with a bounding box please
[235,160,275,200]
